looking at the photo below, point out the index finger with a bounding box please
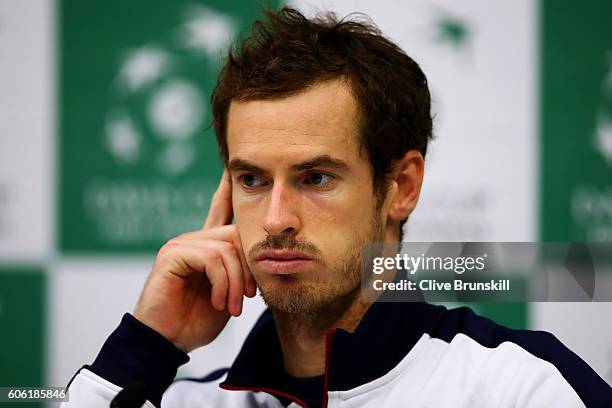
[203,169,233,230]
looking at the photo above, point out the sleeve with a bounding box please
[60,313,190,408]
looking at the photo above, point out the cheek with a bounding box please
[309,184,374,227]
[304,189,375,254]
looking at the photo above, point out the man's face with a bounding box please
[226,78,386,314]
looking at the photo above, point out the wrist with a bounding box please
[87,313,190,407]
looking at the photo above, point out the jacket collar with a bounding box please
[220,300,443,396]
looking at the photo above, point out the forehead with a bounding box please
[226,79,363,163]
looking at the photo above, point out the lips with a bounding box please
[255,250,312,261]
[255,250,314,274]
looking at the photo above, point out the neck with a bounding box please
[272,227,400,377]
[272,288,372,377]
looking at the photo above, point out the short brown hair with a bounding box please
[211,7,432,231]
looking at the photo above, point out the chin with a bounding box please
[258,279,326,314]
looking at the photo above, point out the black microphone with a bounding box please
[110,381,148,408]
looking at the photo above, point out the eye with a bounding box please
[305,172,334,187]
[238,174,266,188]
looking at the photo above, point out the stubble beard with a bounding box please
[257,211,385,324]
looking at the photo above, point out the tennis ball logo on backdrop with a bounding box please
[105,5,235,176]
[61,1,279,252]
[63,3,244,252]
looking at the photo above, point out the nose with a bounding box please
[263,181,301,236]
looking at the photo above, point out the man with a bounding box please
[62,7,611,408]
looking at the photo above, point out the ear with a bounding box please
[386,150,425,222]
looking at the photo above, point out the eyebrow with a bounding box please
[227,154,350,174]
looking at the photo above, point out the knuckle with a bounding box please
[222,241,237,254]
[204,250,222,265]
[157,241,178,257]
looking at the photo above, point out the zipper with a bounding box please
[322,328,337,408]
